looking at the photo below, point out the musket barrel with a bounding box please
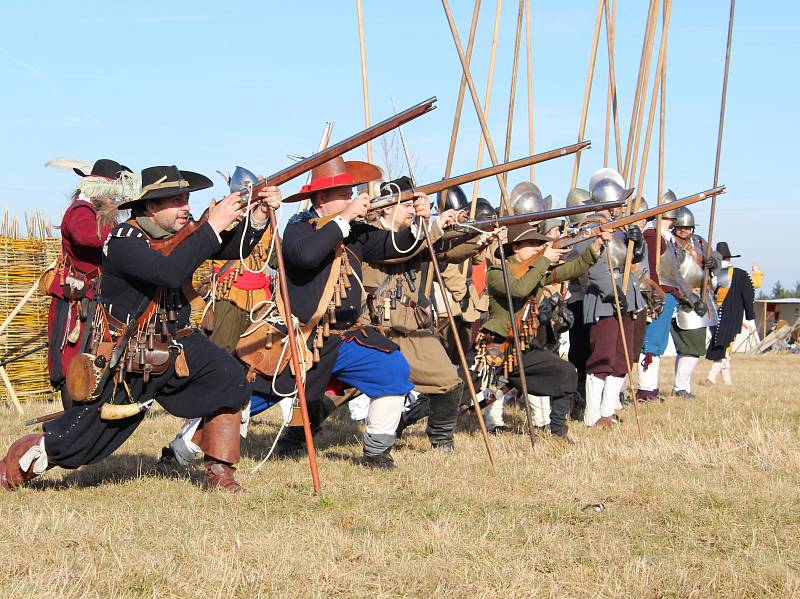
[556,185,726,248]
[367,141,590,214]
[265,97,436,189]
[456,199,626,232]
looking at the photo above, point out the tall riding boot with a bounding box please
[197,409,243,493]
[0,434,49,490]
[426,382,463,450]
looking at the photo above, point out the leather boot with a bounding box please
[197,409,243,493]
[426,382,463,450]
[395,394,430,439]
[0,434,47,490]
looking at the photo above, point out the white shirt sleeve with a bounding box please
[333,215,351,237]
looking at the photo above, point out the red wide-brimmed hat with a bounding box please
[282,156,382,203]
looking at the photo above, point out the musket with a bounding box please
[451,198,626,233]
[369,142,589,214]
[309,142,590,230]
[555,186,725,249]
[148,97,437,256]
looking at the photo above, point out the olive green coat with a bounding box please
[482,245,598,339]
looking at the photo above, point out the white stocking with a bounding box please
[601,375,625,418]
[584,374,604,426]
[638,355,660,392]
[674,356,699,392]
[527,395,551,427]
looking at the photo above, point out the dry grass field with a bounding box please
[0,354,798,598]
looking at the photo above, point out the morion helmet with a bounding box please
[565,187,592,224]
[673,206,695,228]
[511,181,551,215]
[661,189,679,218]
[473,197,496,220]
[229,166,259,194]
[437,185,468,212]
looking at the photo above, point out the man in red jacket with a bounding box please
[46,159,133,408]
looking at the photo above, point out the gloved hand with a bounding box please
[537,296,554,323]
[625,225,643,247]
[554,302,575,335]
[690,293,707,317]
[703,255,720,271]
[604,286,628,313]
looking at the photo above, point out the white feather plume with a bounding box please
[44,157,93,173]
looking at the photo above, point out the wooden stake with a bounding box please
[570,0,605,189]
[605,0,622,170]
[0,365,23,414]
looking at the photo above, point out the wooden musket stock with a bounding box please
[149,97,437,256]
[555,186,726,249]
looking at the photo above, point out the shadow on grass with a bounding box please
[30,452,206,490]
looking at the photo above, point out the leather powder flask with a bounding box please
[236,304,291,379]
[65,342,113,403]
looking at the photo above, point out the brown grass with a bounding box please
[0,355,799,598]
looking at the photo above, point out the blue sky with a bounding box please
[0,1,796,290]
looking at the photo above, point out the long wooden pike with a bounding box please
[656,32,668,273]
[499,0,525,199]
[622,0,658,183]
[298,122,335,213]
[441,0,482,211]
[622,0,672,292]
[603,244,644,441]
[393,110,496,465]
[625,0,659,187]
[701,0,736,299]
[654,2,668,276]
[570,0,605,188]
[442,0,514,215]
[604,0,622,170]
[524,0,535,181]
[356,0,372,166]
[467,0,503,217]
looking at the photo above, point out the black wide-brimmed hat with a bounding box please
[117,165,213,209]
[716,241,740,260]
[74,158,132,178]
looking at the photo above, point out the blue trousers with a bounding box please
[249,339,412,417]
[642,294,677,357]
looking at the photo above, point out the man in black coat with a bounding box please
[257,156,430,469]
[705,242,759,385]
[0,165,280,493]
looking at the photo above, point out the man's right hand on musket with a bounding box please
[208,192,245,234]
[340,192,371,222]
